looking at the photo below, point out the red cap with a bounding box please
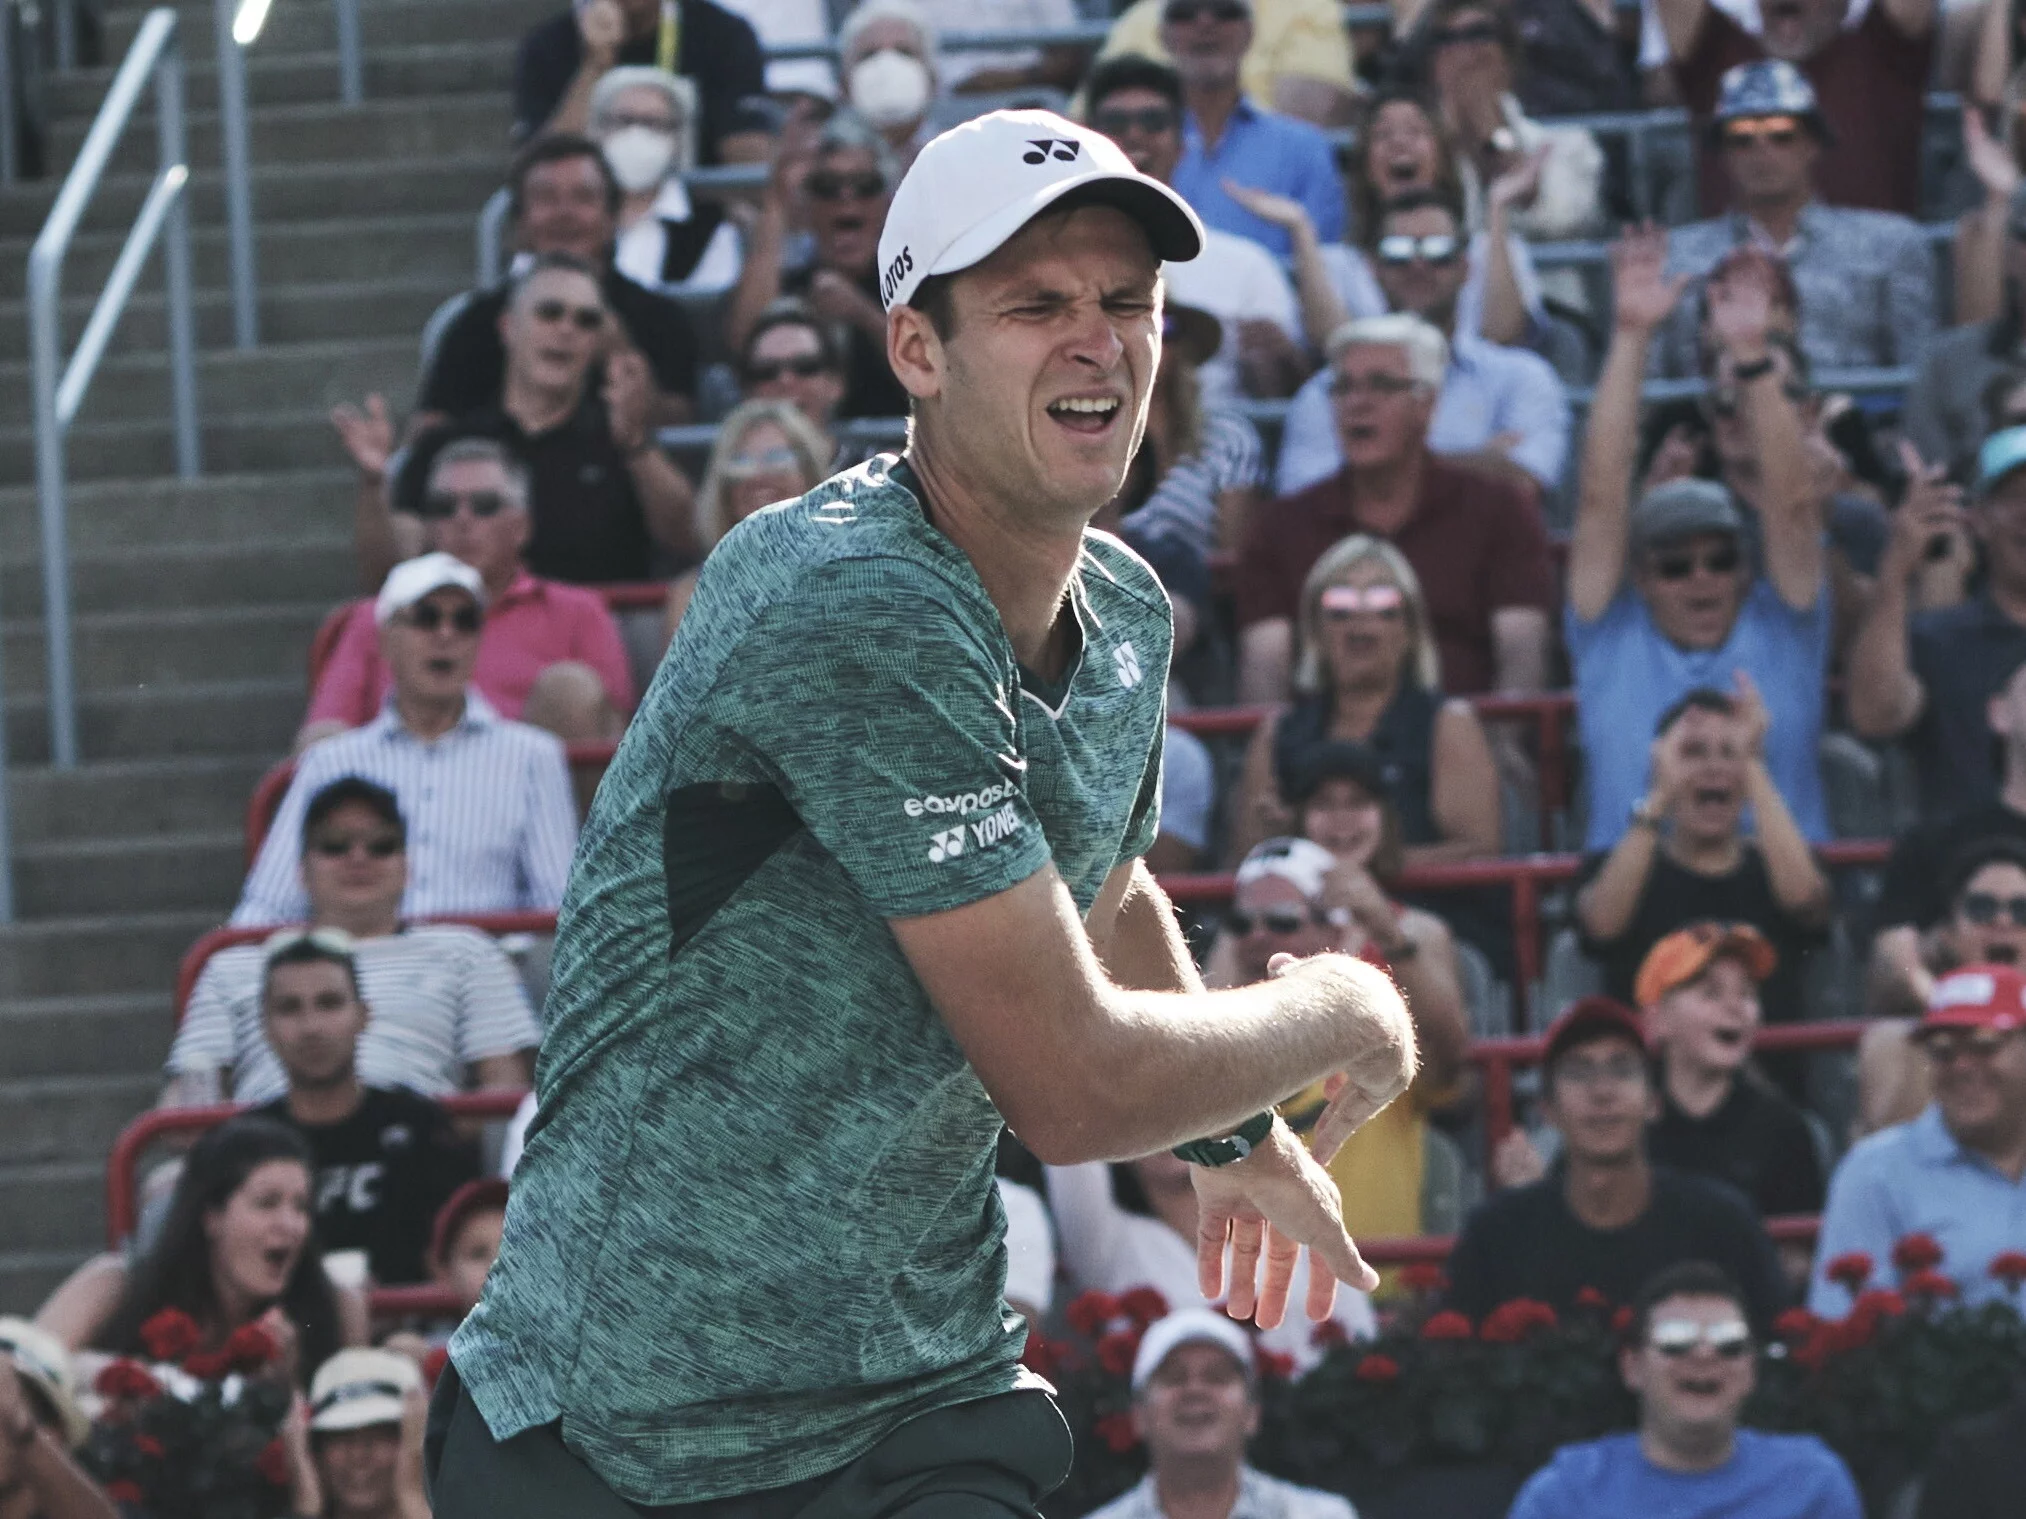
[1914,964,2026,1040]
[429,1178,509,1267]
[1543,996,1646,1069]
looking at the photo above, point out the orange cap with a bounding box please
[1633,922,1777,1009]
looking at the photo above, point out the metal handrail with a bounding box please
[28,7,202,785]
[213,0,257,346]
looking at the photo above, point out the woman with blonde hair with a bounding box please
[1228,532,1500,868]
[662,400,831,641]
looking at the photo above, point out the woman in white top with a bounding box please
[589,67,744,297]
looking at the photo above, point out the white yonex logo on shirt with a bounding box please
[928,827,967,863]
[926,804,1026,863]
[1114,642,1143,689]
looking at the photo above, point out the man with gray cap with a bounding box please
[1651,59,1933,382]
[1568,226,1830,854]
[432,108,1417,1516]
[1086,1308,1358,1519]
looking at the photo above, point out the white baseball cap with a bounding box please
[307,1348,422,1432]
[875,108,1203,312]
[374,552,486,628]
[0,1317,90,1449]
[1129,1307,1255,1391]
[1235,836,1339,903]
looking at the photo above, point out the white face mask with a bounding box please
[603,125,678,193]
[849,49,932,129]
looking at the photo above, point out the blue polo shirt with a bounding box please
[1906,591,2026,816]
[1171,97,1345,259]
[1808,1104,2026,1316]
[1509,1431,1861,1519]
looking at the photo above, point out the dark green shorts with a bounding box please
[424,1364,1073,1519]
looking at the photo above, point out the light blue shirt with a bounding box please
[1508,1430,1861,1519]
[1274,334,1572,497]
[1566,579,1831,851]
[1172,97,1345,260]
[1808,1104,2026,1316]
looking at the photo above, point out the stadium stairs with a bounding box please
[0,0,552,1313]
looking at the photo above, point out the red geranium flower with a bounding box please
[1420,1310,1473,1341]
[1990,1250,2026,1289]
[105,1480,144,1505]
[93,1359,162,1402]
[223,1322,280,1372]
[1310,1318,1350,1349]
[1824,1252,1874,1291]
[1891,1234,1945,1274]
[255,1437,292,1487]
[1400,1262,1448,1294]
[1255,1348,1295,1381]
[182,1350,232,1381]
[137,1307,201,1362]
[1096,1329,1142,1379]
[133,1434,165,1459]
[1480,1299,1558,1344]
[1773,1307,1820,1342]
[1573,1286,1611,1311]
[1610,1306,1634,1336]
[1065,1290,1119,1338]
[1902,1268,1957,1300]
[1094,1411,1140,1454]
[1118,1287,1169,1328]
[1354,1353,1400,1384]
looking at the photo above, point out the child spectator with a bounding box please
[280,1348,430,1519]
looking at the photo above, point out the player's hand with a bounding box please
[1267,952,1417,1165]
[1190,1117,1376,1328]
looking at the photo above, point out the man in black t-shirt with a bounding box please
[256,933,477,1286]
[1636,924,1824,1233]
[1446,997,1787,1328]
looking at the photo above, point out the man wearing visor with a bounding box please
[433,109,1416,1516]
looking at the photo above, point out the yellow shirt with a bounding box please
[1098,0,1357,99]
[1282,1078,1425,1244]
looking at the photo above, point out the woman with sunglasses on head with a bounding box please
[662,400,832,640]
[1228,533,1501,870]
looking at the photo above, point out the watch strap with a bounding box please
[1172,1111,1276,1168]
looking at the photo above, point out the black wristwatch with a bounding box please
[1173,1111,1276,1168]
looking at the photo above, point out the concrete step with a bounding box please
[7,756,274,844]
[0,470,354,556]
[14,829,249,917]
[101,0,559,61]
[43,39,518,118]
[0,407,347,483]
[0,1164,113,1255]
[4,676,302,765]
[0,534,354,617]
[1,212,473,304]
[0,155,504,239]
[0,275,460,363]
[1,993,175,1079]
[0,338,416,426]
[0,602,328,694]
[0,909,223,998]
[44,95,510,183]
[0,1251,92,1319]
[0,1074,162,1163]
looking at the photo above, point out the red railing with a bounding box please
[1356,1213,1821,1266]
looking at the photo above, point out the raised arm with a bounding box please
[1973,0,2016,107]
[1575,728,1676,943]
[1732,672,1831,924]
[1653,0,1711,59]
[1221,179,1349,354]
[1571,226,1688,623]
[1847,444,1964,738]
[1480,149,1547,348]
[1878,0,1938,40]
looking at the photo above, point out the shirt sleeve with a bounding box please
[165,958,241,1074]
[1491,352,1573,492]
[719,561,1054,918]
[515,735,580,911]
[1159,726,1215,853]
[232,757,323,926]
[1300,132,1348,246]
[571,595,638,712]
[1505,1466,1566,1519]
[1272,368,1340,497]
[1885,221,1938,368]
[1807,1449,1866,1519]
[1806,1143,1902,1315]
[1118,716,1166,865]
[450,932,544,1063]
[304,602,383,728]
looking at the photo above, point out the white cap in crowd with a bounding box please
[0,1317,91,1449]
[874,108,1203,312]
[1129,1307,1256,1392]
[307,1348,423,1433]
[374,552,486,628]
[1234,836,1339,902]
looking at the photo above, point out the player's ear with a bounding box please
[888,303,945,404]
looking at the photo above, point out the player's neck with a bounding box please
[903,441,1087,676]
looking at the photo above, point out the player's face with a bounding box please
[937,206,1162,523]
[1134,1342,1258,1461]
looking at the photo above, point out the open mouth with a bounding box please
[1986,944,2020,965]
[1343,422,1379,444]
[261,1245,293,1276]
[1046,395,1122,434]
[1383,157,1421,185]
[1692,786,1730,806]
[425,656,459,676]
[1710,1025,1747,1050]
[1676,1372,1726,1397]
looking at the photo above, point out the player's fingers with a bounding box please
[1304,1249,1341,1323]
[1310,1084,1394,1165]
[1196,1209,1231,1301]
[1224,1219,1264,1322]
[1307,1219,1379,1297]
[1251,1229,1301,1330]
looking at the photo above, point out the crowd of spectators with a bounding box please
[29,0,2026,1512]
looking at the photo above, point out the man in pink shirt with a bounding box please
[299,437,635,752]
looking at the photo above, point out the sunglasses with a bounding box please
[1320,583,1405,620]
[1093,106,1178,138]
[1721,116,1803,150]
[1922,1031,2014,1063]
[1961,892,2026,927]
[531,299,605,332]
[806,171,885,202]
[1163,0,1248,21]
[1375,232,1460,268]
[1434,20,1501,47]
[745,355,830,384]
[1554,1053,1647,1087]
[401,603,482,634]
[418,490,509,521]
[311,833,403,860]
[723,445,802,479]
[1648,1318,1753,1358]
[1228,907,1317,936]
[1330,371,1419,399]
[1701,369,1808,418]
[1650,544,1742,581]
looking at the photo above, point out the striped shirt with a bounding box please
[232,691,578,927]
[1117,411,1264,564]
[165,925,542,1102]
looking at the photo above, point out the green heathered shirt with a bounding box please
[450,456,1172,1501]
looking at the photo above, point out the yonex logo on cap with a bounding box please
[1024,139,1080,165]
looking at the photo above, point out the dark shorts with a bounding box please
[424,1364,1073,1519]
